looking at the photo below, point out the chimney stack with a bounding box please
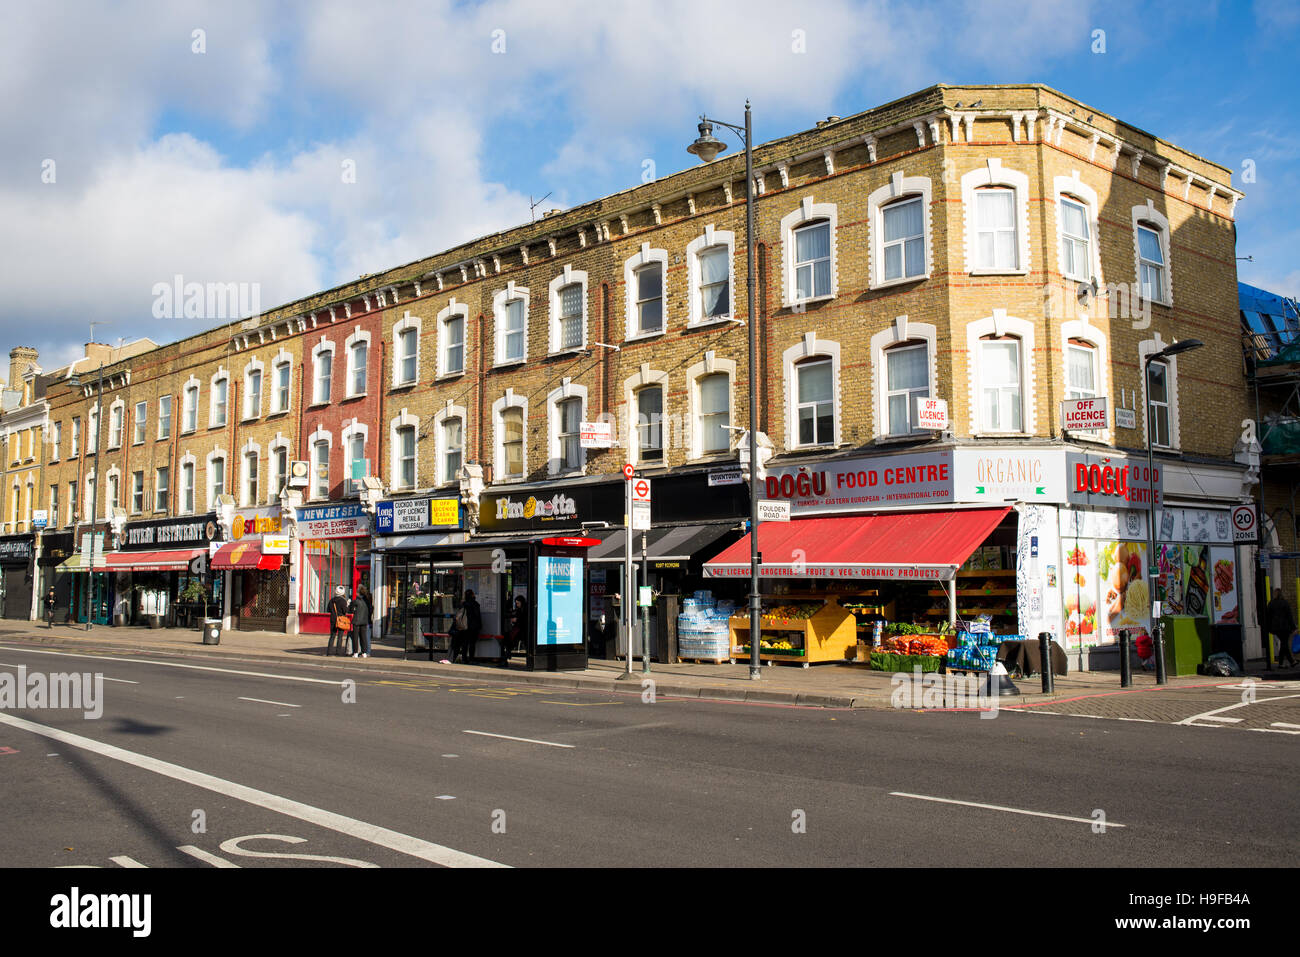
[83,342,112,366]
[8,346,39,387]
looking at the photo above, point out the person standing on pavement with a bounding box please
[327,585,351,657]
[452,589,481,663]
[499,594,527,667]
[1267,588,1298,668]
[44,587,57,628]
[350,584,372,658]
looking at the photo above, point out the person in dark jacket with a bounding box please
[350,585,373,658]
[327,586,350,657]
[499,594,527,667]
[44,587,58,628]
[1267,589,1297,668]
[453,589,482,663]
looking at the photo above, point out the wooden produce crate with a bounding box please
[728,601,857,666]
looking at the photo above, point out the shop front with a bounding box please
[37,531,75,623]
[109,516,220,627]
[61,530,113,626]
[296,502,371,635]
[214,507,291,632]
[371,495,464,647]
[0,535,35,620]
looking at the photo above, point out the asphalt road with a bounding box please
[1,642,1295,868]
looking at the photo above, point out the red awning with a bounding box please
[211,541,283,571]
[702,508,1011,581]
[102,549,205,573]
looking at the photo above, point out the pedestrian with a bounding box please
[500,594,527,667]
[327,585,351,657]
[350,584,372,658]
[452,588,481,663]
[1267,588,1298,669]
[44,586,57,628]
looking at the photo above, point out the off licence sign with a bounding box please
[1063,397,1107,431]
[915,397,948,431]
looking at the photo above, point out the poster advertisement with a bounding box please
[536,555,584,647]
[1182,545,1211,619]
[1098,541,1149,643]
[1061,539,1099,650]
[1016,505,1061,641]
[1209,547,1238,624]
[1157,543,1184,614]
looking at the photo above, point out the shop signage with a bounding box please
[479,482,625,532]
[708,468,744,487]
[1115,408,1137,430]
[262,535,291,555]
[706,561,953,581]
[915,397,949,431]
[123,516,218,550]
[579,421,613,449]
[33,509,48,530]
[757,500,791,522]
[0,538,33,562]
[1065,452,1162,507]
[231,508,283,540]
[376,498,461,534]
[296,502,369,540]
[429,498,459,527]
[1062,397,1108,432]
[953,448,1067,502]
[1231,505,1257,544]
[763,450,955,515]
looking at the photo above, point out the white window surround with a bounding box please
[492,283,530,366]
[685,226,737,327]
[392,312,422,387]
[965,311,1037,435]
[866,174,935,290]
[779,197,840,306]
[307,427,333,500]
[623,245,670,341]
[623,367,670,467]
[1053,171,1104,285]
[870,317,939,440]
[961,159,1032,275]
[436,300,469,378]
[492,391,530,484]
[178,454,197,514]
[209,368,229,429]
[344,327,371,397]
[341,420,369,483]
[269,348,293,414]
[266,434,291,504]
[1138,333,1183,450]
[311,338,335,406]
[685,353,738,460]
[389,409,421,491]
[1131,200,1173,308]
[239,439,262,507]
[548,266,589,354]
[434,403,468,487]
[546,380,589,477]
[105,465,122,513]
[204,450,228,510]
[782,333,843,450]
[107,398,125,449]
[1060,317,1111,443]
[243,356,265,420]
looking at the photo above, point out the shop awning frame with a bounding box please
[99,549,206,573]
[587,523,738,564]
[211,541,284,571]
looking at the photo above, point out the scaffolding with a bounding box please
[1242,281,1300,549]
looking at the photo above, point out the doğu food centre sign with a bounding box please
[762,451,955,515]
[1065,451,1162,507]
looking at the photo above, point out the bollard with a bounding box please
[1119,629,1132,688]
[1037,631,1054,694]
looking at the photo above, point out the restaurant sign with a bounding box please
[231,507,284,540]
[123,516,219,550]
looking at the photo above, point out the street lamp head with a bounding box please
[1156,338,1204,360]
[687,118,727,163]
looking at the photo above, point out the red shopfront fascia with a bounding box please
[211,541,284,572]
[101,549,206,573]
[702,508,1011,580]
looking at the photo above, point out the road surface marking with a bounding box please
[435,795,455,800]
[1199,715,1243,723]
[0,711,509,868]
[110,856,148,868]
[1177,692,1300,726]
[101,677,138,684]
[541,700,621,707]
[0,646,345,686]
[0,746,17,755]
[178,845,241,868]
[238,697,301,708]
[463,730,574,749]
[889,792,1127,828]
[1251,726,1300,735]
[1271,722,1300,730]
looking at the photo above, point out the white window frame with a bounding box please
[966,311,1037,435]
[868,173,934,289]
[132,401,147,445]
[685,226,736,327]
[308,427,332,501]
[311,339,335,406]
[105,466,121,514]
[1131,200,1173,307]
[209,369,229,429]
[436,301,468,378]
[344,327,370,398]
[961,159,1031,276]
[1060,317,1111,442]
[782,335,842,449]
[205,450,227,509]
[107,398,125,450]
[154,465,170,513]
[182,379,200,433]
[157,395,172,440]
[388,410,420,491]
[434,403,468,487]
[267,435,291,505]
[779,197,840,306]
[623,245,669,340]
[50,421,61,462]
[623,368,670,468]
[392,312,422,387]
[179,455,196,514]
[1138,334,1183,451]
[492,283,530,366]
[341,420,369,493]
[685,353,738,459]
[130,470,144,514]
[240,440,262,508]
[271,350,293,414]
[492,391,529,484]
[870,318,939,440]
[546,381,588,477]
[1054,172,1103,285]
[548,266,589,354]
[243,357,265,421]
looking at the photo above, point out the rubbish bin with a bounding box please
[202,619,222,645]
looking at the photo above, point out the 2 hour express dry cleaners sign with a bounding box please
[763,450,955,515]
[1066,451,1162,507]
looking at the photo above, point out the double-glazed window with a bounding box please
[245,369,262,419]
[271,448,288,504]
[441,314,464,375]
[698,246,730,320]
[70,417,80,457]
[244,452,259,506]
[1137,224,1166,303]
[314,350,333,404]
[182,463,195,513]
[634,264,664,335]
[882,199,924,283]
[397,328,418,385]
[1147,359,1171,448]
[313,441,330,500]
[974,188,1019,271]
[348,341,368,396]
[558,284,583,350]
[637,387,663,463]
[979,336,1023,432]
[69,481,78,524]
[347,434,366,490]
[211,377,228,428]
[502,408,524,479]
[795,358,834,446]
[500,299,526,362]
[155,467,169,512]
[107,473,119,512]
[209,457,226,503]
[395,426,417,489]
[557,398,582,472]
[108,405,123,448]
[1065,341,1098,401]
[184,386,199,433]
[50,485,60,527]
[133,402,147,444]
[698,373,730,454]
[131,471,144,514]
[158,396,172,439]
[442,418,462,485]
[1060,198,1091,281]
[793,221,832,299]
[274,362,292,412]
[886,343,930,436]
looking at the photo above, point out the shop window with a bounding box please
[885,342,930,436]
[301,539,358,616]
[794,357,834,447]
[636,387,663,463]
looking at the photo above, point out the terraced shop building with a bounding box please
[38,84,1259,665]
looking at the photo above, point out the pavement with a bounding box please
[4,617,1296,717]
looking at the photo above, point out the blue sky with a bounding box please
[1,0,1296,369]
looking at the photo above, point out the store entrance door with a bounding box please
[234,569,289,632]
[74,573,112,625]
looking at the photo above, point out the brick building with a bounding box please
[34,83,1262,665]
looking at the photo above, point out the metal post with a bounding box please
[624,477,633,676]
[640,530,650,674]
[745,102,762,681]
[1038,631,1054,693]
[85,363,103,631]
[1145,357,1166,685]
[1119,628,1132,688]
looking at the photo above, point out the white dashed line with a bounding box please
[238,697,301,708]
[890,792,1127,827]
[463,730,574,749]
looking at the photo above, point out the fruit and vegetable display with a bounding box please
[762,603,822,623]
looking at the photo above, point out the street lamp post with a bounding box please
[688,103,762,680]
[68,364,104,631]
[1144,339,1202,684]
